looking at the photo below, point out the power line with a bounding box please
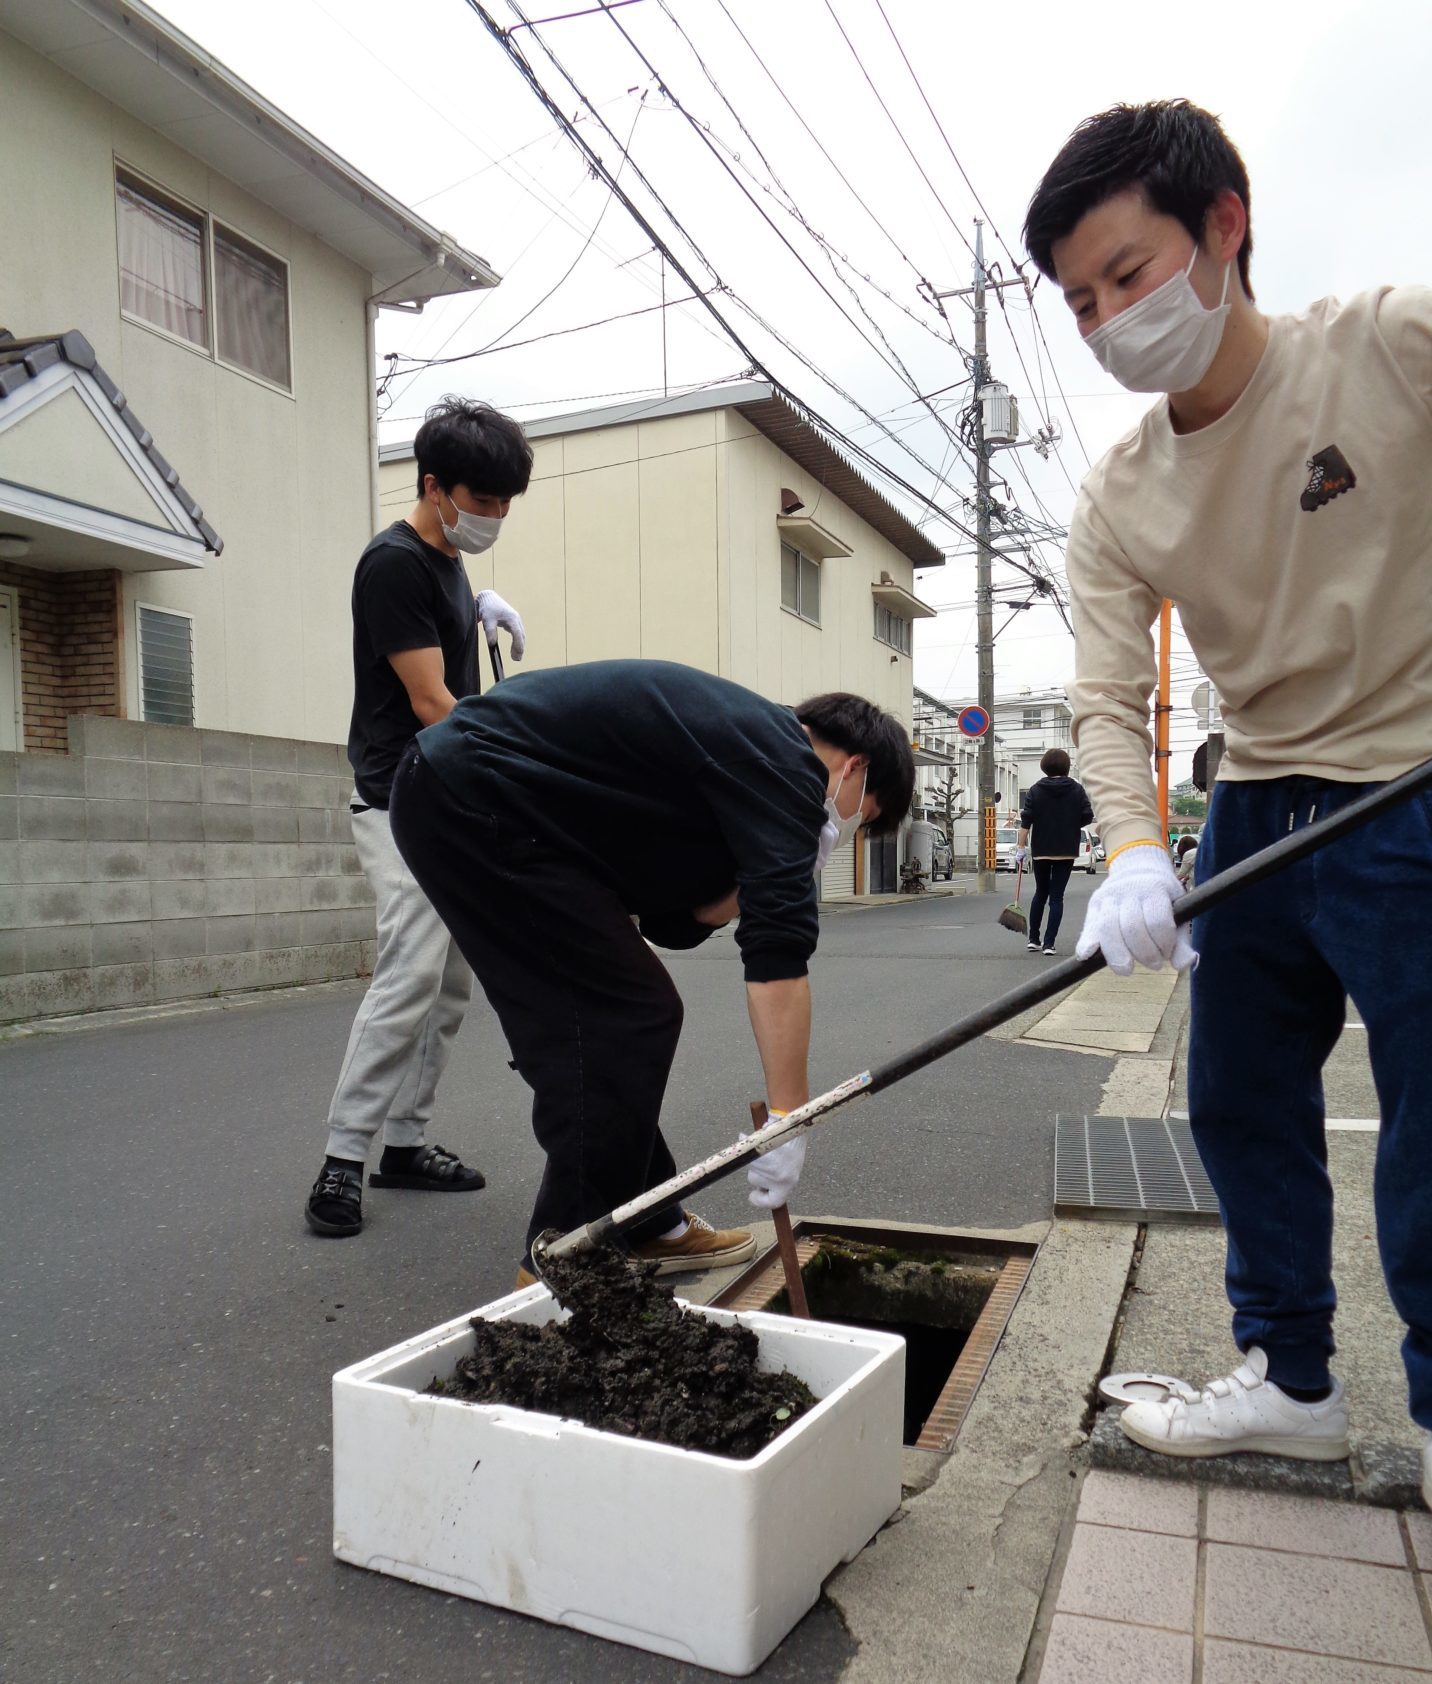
[593,0,977,475]
[454,89,650,360]
[378,372,748,427]
[856,0,1094,478]
[870,0,1021,276]
[708,0,960,339]
[472,0,991,553]
[654,0,968,365]
[470,0,1067,594]
[303,0,738,386]
[408,85,637,208]
[386,288,716,370]
[818,0,977,264]
[1023,277,1095,466]
[380,157,610,412]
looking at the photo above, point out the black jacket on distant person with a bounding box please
[1020,774,1094,858]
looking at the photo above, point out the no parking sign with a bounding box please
[956,705,990,739]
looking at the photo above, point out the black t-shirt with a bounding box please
[416,660,827,983]
[347,521,478,808]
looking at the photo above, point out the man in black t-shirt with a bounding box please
[305,398,533,1239]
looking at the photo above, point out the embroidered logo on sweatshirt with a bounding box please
[1300,445,1356,512]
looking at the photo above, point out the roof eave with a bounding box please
[3,0,499,305]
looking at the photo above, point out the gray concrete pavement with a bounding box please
[0,883,1117,1684]
[4,869,1419,1683]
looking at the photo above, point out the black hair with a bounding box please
[414,396,533,500]
[1024,100,1254,300]
[794,693,915,838]
[1040,747,1071,777]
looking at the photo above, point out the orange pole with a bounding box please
[1156,599,1172,837]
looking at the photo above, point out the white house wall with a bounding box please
[379,406,919,737]
[718,412,913,719]
[0,30,374,744]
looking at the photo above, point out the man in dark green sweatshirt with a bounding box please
[388,659,915,1285]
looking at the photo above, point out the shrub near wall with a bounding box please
[0,717,375,1024]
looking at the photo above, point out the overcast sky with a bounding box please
[154,0,1432,767]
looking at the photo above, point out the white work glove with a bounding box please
[1014,845,1029,866]
[1075,843,1196,976]
[744,1111,807,1210]
[475,589,525,661]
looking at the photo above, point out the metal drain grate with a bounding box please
[1055,1114,1222,1223]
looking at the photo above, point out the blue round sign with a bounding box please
[957,705,991,739]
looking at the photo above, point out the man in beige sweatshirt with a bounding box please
[1024,100,1431,1502]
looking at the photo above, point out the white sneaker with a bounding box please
[1118,1346,1350,1462]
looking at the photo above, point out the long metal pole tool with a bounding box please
[535,754,1432,1268]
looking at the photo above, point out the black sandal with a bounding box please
[305,1162,363,1236]
[368,1143,486,1191]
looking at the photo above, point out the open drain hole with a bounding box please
[815,1315,966,1446]
[712,1221,1036,1459]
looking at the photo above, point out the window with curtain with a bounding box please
[137,605,195,727]
[213,223,292,390]
[116,174,207,349]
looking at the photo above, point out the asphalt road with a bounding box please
[0,876,1109,1684]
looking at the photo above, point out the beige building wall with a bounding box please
[0,30,375,746]
[378,405,921,729]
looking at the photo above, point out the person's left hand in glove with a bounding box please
[475,589,525,660]
[745,1109,807,1209]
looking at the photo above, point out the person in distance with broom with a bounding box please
[1025,99,1432,1500]
[1014,747,1094,956]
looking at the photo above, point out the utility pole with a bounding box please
[972,224,997,892]
[932,222,1026,892]
[1156,599,1173,838]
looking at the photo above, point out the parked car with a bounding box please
[995,826,1099,872]
[929,827,953,881]
[994,826,1020,871]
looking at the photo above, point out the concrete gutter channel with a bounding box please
[683,966,1414,1682]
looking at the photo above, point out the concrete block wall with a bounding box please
[0,716,375,1024]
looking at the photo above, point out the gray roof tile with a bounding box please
[0,328,223,556]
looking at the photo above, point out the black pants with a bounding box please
[388,744,685,1266]
[1028,859,1074,946]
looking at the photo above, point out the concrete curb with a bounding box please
[828,1218,1139,1683]
[0,975,367,1039]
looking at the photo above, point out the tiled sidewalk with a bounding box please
[1037,1470,1432,1680]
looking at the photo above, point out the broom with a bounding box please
[997,857,1027,934]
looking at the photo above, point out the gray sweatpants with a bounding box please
[324,798,472,1163]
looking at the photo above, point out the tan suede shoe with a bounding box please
[630,1211,756,1275]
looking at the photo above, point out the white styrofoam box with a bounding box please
[332,1285,905,1676]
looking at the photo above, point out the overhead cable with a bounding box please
[593,0,977,474]
[471,0,995,556]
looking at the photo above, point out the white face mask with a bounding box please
[815,762,868,875]
[437,490,503,555]
[1085,243,1232,394]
